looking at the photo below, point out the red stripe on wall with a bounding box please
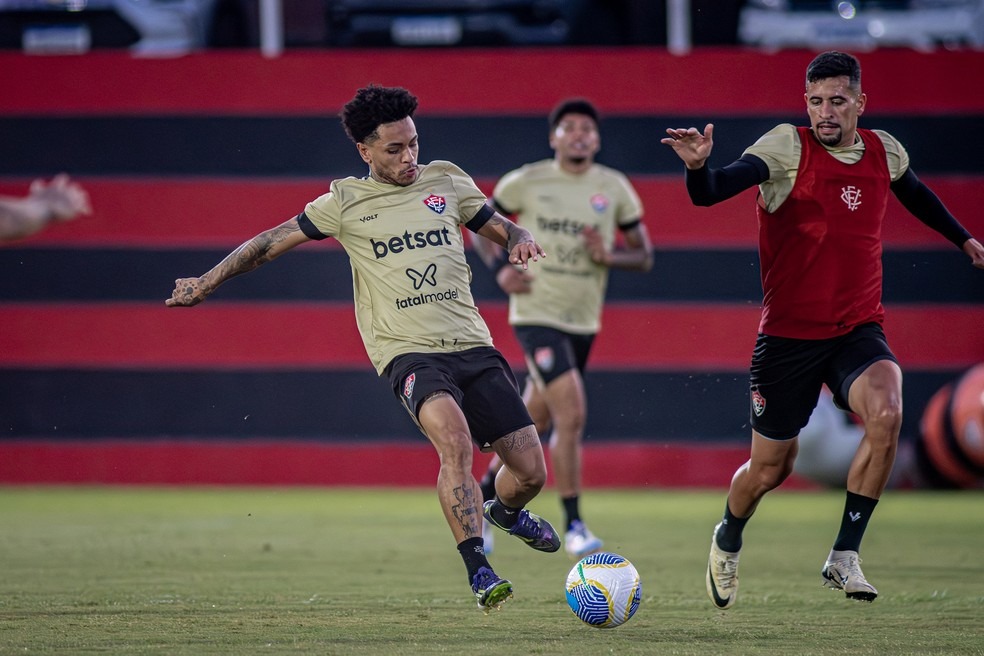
[0,439,818,488]
[2,302,980,370]
[2,49,982,116]
[4,176,981,249]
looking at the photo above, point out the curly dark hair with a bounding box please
[806,51,861,91]
[339,85,419,144]
[549,98,599,130]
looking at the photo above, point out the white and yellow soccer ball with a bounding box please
[565,552,641,628]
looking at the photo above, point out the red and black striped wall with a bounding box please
[2,48,982,486]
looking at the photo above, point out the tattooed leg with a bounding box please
[417,391,482,543]
[492,425,548,508]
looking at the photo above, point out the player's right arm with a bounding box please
[165,217,311,306]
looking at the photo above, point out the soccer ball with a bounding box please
[565,552,641,628]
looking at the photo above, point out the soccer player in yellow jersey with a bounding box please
[474,99,653,558]
[166,85,561,612]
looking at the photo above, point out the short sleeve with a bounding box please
[743,123,800,181]
[873,129,910,182]
[442,161,489,226]
[491,167,526,215]
[303,183,343,238]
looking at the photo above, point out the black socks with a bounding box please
[715,501,750,553]
[832,491,879,553]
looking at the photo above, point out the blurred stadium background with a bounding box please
[1,0,982,489]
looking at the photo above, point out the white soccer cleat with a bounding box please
[564,520,603,558]
[821,549,878,602]
[706,523,740,610]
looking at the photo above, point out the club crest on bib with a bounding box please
[423,194,446,214]
[590,193,609,213]
[403,372,416,399]
[751,389,766,417]
[840,185,862,211]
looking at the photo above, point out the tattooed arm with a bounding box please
[474,210,545,270]
[165,217,311,306]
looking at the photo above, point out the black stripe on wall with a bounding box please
[3,115,983,177]
[0,368,960,442]
[1,248,979,303]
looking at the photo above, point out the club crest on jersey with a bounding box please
[403,372,416,399]
[841,185,862,211]
[534,347,555,373]
[590,193,609,213]
[423,194,446,214]
[751,389,766,417]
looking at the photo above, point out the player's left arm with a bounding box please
[582,220,653,272]
[891,167,984,269]
[471,207,545,270]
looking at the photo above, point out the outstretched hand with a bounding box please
[166,277,209,307]
[964,237,984,269]
[508,239,546,270]
[661,123,715,170]
[30,173,92,222]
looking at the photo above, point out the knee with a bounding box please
[509,458,547,494]
[746,457,795,492]
[434,430,474,472]
[864,402,903,445]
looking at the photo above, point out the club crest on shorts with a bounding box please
[423,194,446,214]
[534,346,555,373]
[403,372,416,399]
[751,389,766,416]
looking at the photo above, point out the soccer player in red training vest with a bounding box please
[662,50,984,608]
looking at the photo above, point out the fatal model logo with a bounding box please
[423,194,446,214]
[406,263,438,290]
[403,372,416,399]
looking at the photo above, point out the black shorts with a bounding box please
[384,346,533,450]
[749,322,898,440]
[513,325,595,386]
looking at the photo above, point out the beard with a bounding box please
[814,124,843,147]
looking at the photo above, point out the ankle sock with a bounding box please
[715,501,749,553]
[488,497,521,529]
[479,468,496,503]
[561,495,581,530]
[832,491,879,553]
[458,537,490,583]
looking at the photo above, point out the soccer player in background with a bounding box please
[166,84,561,612]
[662,51,984,609]
[473,98,653,558]
[0,174,91,241]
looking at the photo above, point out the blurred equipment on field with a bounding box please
[0,0,218,54]
[916,363,984,489]
[739,0,984,50]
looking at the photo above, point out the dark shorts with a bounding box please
[513,325,595,386]
[384,346,533,450]
[749,322,898,440]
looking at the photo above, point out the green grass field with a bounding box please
[1,487,982,655]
